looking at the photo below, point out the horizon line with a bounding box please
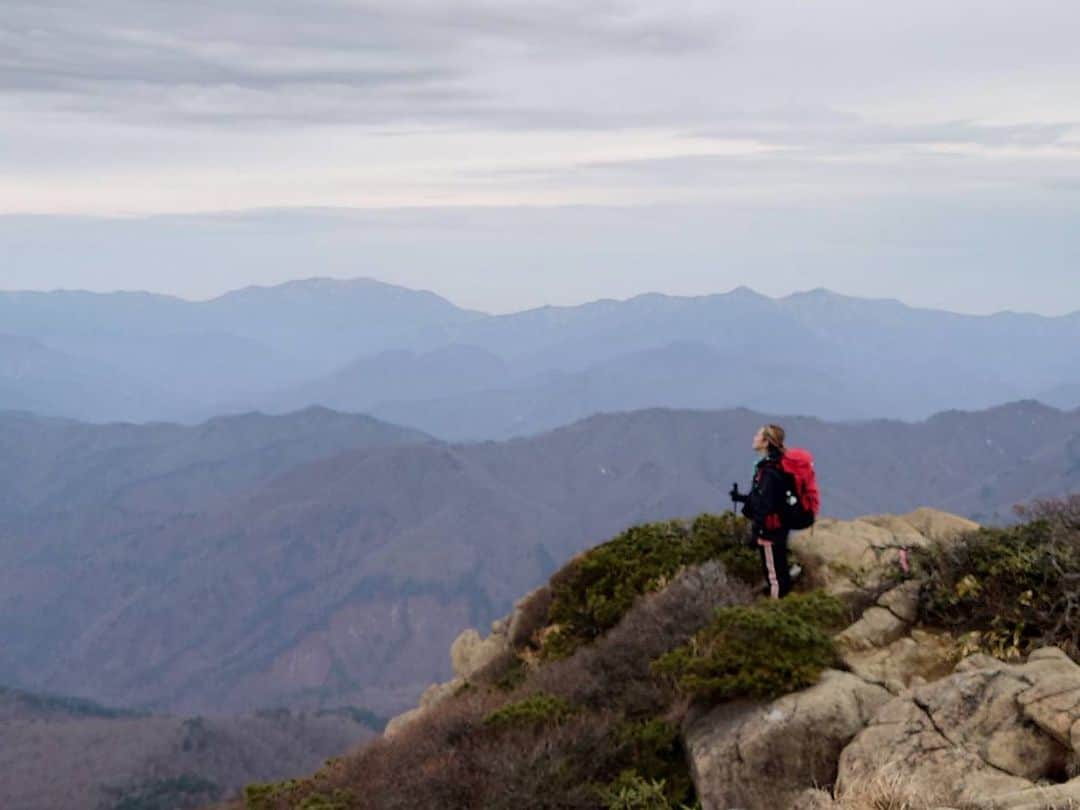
[1,276,1077,321]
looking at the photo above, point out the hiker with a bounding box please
[730,424,794,599]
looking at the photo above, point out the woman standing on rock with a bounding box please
[731,424,793,599]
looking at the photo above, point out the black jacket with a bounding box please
[743,449,788,542]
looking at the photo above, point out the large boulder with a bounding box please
[792,508,977,598]
[383,677,467,739]
[386,623,511,739]
[382,705,423,739]
[1014,647,1080,749]
[837,696,1034,802]
[684,670,891,809]
[898,507,982,543]
[450,627,510,680]
[837,649,1080,806]
[507,584,552,649]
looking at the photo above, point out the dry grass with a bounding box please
[832,771,953,809]
[830,769,1080,810]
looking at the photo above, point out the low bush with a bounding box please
[297,792,356,810]
[109,774,221,810]
[597,770,700,810]
[597,771,671,810]
[228,519,762,810]
[916,494,1080,659]
[483,693,576,729]
[542,513,757,659]
[489,653,529,691]
[244,779,307,810]
[534,560,752,715]
[608,720,693,804]
[653,591,845,701]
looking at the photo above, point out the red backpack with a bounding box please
[779,448,820,530]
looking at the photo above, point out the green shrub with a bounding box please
[597,770,700,810]
[108,775,221,810]
[492,654,528,691]
[543,513,756,659]
[917,497,1080,659]
[691,513,762,586]
[653,591,845,701]
[482,693,576,729]
[296,791,355,810]
[598,771,672,810]
[244,779,305,810]
[609,719,693,805]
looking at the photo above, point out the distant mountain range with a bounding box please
[2,278,1078,434]
[0,278,482,422]
[0,401,1076,720]
[0,684,376,810]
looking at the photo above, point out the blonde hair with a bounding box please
[761,424,786,453]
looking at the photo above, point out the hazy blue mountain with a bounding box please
[0,402,1075,719]
[0,334,183,421]
[403,286,794,373]
[4,280,1078,427]
[197,278,486,372]
[0,289,193,338]
[274,287,1080,436]
[0,278,483,421]
[366,340,865,440]
[777,289,1080,408]
[256,344,511,417]
[42,330,291,406]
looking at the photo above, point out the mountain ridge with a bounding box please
[1,400,1075,720]
[3,278,1079,428]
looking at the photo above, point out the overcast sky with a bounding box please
[2,0,1078,314]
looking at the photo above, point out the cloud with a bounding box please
[3,0,1080,217]
[0,0,732,126]
[693,112,1078,151]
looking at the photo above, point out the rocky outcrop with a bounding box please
[507,585,552,649]
[792,508,977,598]
[684,670,891,809]
[837,648,1080,807]
[381,508,1080,810]
[450,627,509,680]
[385,613,514,739]
[681,508,1080,809]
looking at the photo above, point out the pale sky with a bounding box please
[1,0,1079,314]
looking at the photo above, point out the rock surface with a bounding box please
[792,508,977,597]
[841,629,957,694]
[837,649,1080,806]
[387,623,511,738]
[974,779,1080,809]
[835,580,956,693]
[450,628,509,680]
[685,670,891,810]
